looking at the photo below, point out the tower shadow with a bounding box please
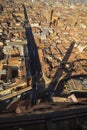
[23,4,41,76]
[23,4,45,105]
[48,42,75,95]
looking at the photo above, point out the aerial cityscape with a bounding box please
[0,0,87,129]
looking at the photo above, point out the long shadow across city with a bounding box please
[23,4,44,105]
[23,4,41,76]
[48,42,75,95]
